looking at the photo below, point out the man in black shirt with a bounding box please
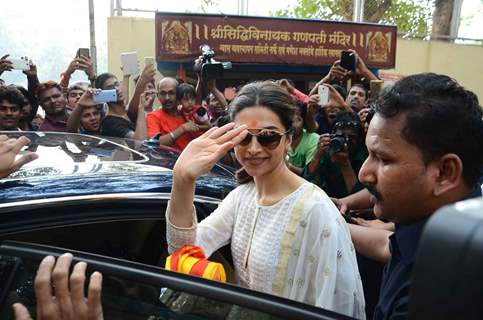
[349,73,483,319]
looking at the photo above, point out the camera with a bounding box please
[329,134,349,153]
[194,44,232,81]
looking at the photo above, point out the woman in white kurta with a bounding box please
[167,81,365,319]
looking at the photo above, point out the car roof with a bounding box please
[0,131,236,203]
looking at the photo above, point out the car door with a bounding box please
[0,241,349,320]
[0,194,227,268]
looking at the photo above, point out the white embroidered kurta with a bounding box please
[167,182,365,319]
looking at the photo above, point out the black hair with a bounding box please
[333,111,364,136]
[177,83,196,101]
[350,83,368,98]
[15,86,30,106]
[332,84,347,100]
[95,73,116,89]
[294,100,307,121]
[68,82,90,93]
[375,73,483,187]
[215,114,231,127]
[229,81,296,184]
[0,85,26,107]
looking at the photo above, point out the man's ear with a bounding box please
[432,153,463,197]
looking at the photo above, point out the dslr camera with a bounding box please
[329,134,349,153]
[193,44,232,81]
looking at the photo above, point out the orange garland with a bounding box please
[165,245,226,282]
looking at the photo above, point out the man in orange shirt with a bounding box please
[147,77,198,150]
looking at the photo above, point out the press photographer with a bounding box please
[193,44,232,81]
[304,111,368,198]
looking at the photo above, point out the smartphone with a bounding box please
[10,58,30,71]
[77,48,90,58]
[144,56,156,68]
[318,85,329,106]
[93,89,117,103]
[121,52,138,76]
[340,50,356,71]
[370,80,384,100]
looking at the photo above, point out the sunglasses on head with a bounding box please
[239,128,290,149]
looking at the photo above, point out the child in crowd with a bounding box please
[177,83,211,136]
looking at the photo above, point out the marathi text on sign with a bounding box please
[156,13,397,68]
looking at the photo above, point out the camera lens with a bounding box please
[330,135,347,153]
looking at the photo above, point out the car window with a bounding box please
[0,200,222,268]
[0,244,334,320]
[1,254,279,320]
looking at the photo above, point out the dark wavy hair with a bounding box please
[95,73,117,89]
[0,85,26,107]
[229,81,296,184]
[177,83,196,101]
[375,73,483,187]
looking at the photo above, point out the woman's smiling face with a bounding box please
[234,106,291,179]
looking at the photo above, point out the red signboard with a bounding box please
[156,12,397,69]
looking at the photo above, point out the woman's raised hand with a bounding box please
[173,123,247,182]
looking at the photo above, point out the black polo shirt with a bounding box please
[373,186,482,320]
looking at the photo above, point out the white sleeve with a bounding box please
[165,202,197,254]
[165,187,239,257]
[196,188,239,257]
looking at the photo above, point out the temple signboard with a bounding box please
[156,12,397,68]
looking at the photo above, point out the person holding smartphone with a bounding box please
[59,50,96,92]
[95,72,148,140]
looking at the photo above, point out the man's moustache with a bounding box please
[364,183,383,201]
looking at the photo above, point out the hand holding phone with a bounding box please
[77,48,90,58]
[318,85,329,106]
[340,50,356,72]
[144,57,155,69]
[92,89,118,103]
[10,57,30,71]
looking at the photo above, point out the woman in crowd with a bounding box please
[166,81,365,318]
[65,89,103,135]
[287,101,320,175]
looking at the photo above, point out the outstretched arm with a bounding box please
[348,224,391,263]
[127,64,156,122]
[206,80,227,108]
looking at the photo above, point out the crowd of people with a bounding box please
[1,47,483,320]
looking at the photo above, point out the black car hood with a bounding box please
[0,132,236,203]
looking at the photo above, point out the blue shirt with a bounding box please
[373,185,482,320]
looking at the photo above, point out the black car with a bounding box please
[0,132,346,320]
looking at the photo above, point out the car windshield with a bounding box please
[7,131,148,166]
